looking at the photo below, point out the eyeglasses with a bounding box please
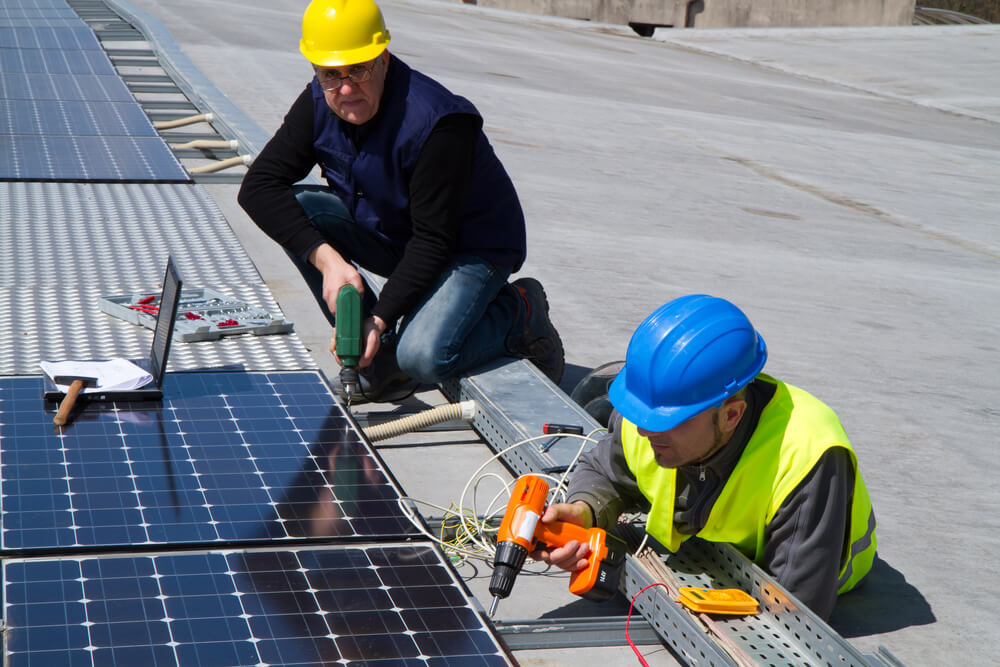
[315,59,380,91]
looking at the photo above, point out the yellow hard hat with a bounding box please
[300,0,391,67]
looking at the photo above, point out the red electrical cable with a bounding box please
[626,582,671,666]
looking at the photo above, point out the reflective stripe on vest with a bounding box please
[621,374,877,594]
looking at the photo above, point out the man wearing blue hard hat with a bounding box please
[535,295,877,619]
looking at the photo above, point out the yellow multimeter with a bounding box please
[677,587,760,615]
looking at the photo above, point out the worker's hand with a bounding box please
[358,315,386,368]
[309,243,364,316]
[329,315,386,365]
[530,501,594,573]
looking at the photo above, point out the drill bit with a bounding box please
[489,595,500,617]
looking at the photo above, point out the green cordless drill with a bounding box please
[334,284,362,408]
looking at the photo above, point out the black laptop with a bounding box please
[44,257,182,403]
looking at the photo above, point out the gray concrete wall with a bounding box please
[470,0,915,28]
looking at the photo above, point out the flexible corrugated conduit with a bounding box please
[188,155,253,173]
[169,139,238,150]
[363,400,477,442]
[153,112,214,129]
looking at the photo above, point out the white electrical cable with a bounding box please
[394,430,606,567]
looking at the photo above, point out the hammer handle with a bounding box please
[53,379,86,426]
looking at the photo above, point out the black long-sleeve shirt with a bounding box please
[237,83,482,326]
[567,380,854,620]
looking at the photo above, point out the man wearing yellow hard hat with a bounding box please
[239,0,563,398]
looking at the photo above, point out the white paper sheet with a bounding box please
[39,359,153,393]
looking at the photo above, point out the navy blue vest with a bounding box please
[310,55,526,269]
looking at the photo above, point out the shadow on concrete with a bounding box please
[829,555,936,637]
[561,362,593,395]
[537,590,635,619]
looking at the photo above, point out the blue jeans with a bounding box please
[288,186,523,384]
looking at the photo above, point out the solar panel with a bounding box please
[1,99,157,136]
[0,135,189,182]
[3,544,512,666]
[1,0,77,6]
[0,72,133,102]
[0,371,418,552]
[0,48,116,75]
[0,6,78,14]
[0,17,84,28]
[0,26,101,50]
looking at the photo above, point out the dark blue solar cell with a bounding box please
[401,606,483,632]
[376,562,454,588]
[255,634,340,666]
[428,656,510,667]
[389,582,470,610]
[0,72,133,102]
[87,617,171,649]
[0,135,190,182]
[1,17,86,28]
[327,608,408,636]
[92,646,177,666]
[336,632,421,661]
[175,640,261,666]
[0,99,157,136]
[0,26,101,50]
[416,629,505,658]
[313,587,395,615]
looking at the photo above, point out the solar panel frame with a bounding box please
[3,544,513,666]
[0,371,419,553]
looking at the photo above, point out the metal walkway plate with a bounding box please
[0,284,315,375]
[1,183,261,289]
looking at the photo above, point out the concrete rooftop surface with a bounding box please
[118,0,999,664]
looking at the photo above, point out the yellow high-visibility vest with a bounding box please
[621,374,876,594]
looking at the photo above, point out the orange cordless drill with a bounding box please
[488,474,626,616]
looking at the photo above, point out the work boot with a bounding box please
[512,277,565,385]
[335,341,413,404]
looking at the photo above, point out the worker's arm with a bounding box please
[762,446,855,621]
[370,113,480,327]
[238,85,326,260]
[535,412,648,573]
[238,86,362,319]
[565,411,649,530]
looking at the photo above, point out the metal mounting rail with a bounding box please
[626,540,901,666]
[441,358,605,475]
[493,616,660,650]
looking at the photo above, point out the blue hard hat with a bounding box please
[609,295,767,432]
